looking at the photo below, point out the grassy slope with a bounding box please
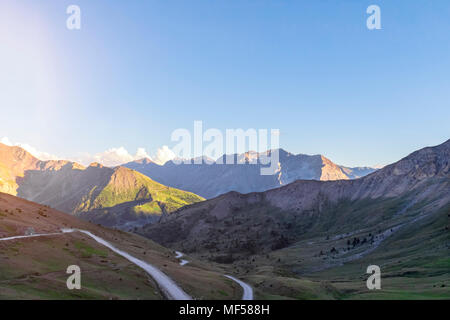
[151,187,449,300]
[0,193,239,300]
[225,198,449,300]
[0,233,162,300]
[307,204,449,300]
[80,168,204,216]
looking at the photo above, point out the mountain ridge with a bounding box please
[140,139,449,261]
[0,143,204,228]
[124,148,378,199]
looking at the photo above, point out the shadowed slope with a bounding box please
[141,139,449,260]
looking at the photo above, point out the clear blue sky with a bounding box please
[1,0,449,167]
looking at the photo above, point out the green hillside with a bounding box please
[72,167,205,228]
[78,167,204,214]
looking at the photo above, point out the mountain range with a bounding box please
[139,139,450,298]
[124,149,378,199]
[142,139,449,255]
[0,142,377,228]
[0,143,204,228]
[0,139,448,299]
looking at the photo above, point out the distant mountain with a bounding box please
[0,143,204,228]
[0,144,80,195]
[140,139,449,266]
[339,166,378,179]
[124,149,377,199]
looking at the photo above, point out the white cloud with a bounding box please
[0,137,12,146]
[92,147,136,167]
[1,136,175,167]
[74,147,154,167]
[153,145,175,165]
[135,147,150,160]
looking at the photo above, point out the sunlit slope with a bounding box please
[19,164,204,218]
[0,143,204,228]
[73,166,205,228]
[83,166,204,213]
[0,143,70,195]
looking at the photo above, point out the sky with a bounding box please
[0,0,449,167]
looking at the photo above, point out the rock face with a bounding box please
[140,139,450,258]
[124,149,377,199]
[0,143,204,228]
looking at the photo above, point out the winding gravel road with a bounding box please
[225,275,254,300]
[1,229,254,300]
[0,232,62,241]
[0,229,192,300]
[174,251,254,300]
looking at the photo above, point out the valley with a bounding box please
[0,193,245,299]
[0,139,448,300]
[139,139,450,299]
[2,0,449,304]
